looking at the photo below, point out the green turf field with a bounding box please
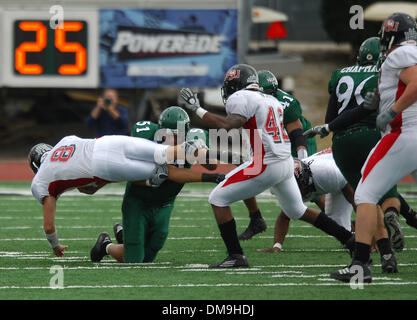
[0,181,416,300]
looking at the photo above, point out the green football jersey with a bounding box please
[273,89,316,156]
[124,121,190,206]
[328,64,379,129]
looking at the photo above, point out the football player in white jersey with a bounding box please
[331,13,417,283]
[28,135,223,257]
[179,64,355,268]
[259,148,355,252]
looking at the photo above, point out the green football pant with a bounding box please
[122,196,174,263]
[332,127,398,204]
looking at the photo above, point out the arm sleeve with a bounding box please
[31,178,49,204]
[324,90,340,124]
[328,106,373,131]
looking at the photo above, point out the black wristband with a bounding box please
[202,173,225,183]
[289,128,307,148]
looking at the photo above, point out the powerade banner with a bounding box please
[100,9,238,88]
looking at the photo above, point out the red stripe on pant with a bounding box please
[222,115,266,187]
[361,132,400,183]
[362,79,405,182]
[221,160,267,188]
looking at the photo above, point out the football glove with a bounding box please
[146,164,169,187]
[363,89,380,111]
[303,124,330,139]
[376,107,398,132]
[178,88,200,112]
[182,138,207,161]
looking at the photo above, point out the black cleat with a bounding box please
[330,260,372,283]
[405,210,417,229]
[238,218,267,240]
[381,253,398,273]
[384,210,405,252]
[113,223,123,244]
[90,232,112,262]
[209,254,249,268]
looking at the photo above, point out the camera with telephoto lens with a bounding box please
[103,97,113,108]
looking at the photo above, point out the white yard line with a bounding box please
[1,281,417,290]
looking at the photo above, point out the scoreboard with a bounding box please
[2,10,98,87]
[0,4,238,89]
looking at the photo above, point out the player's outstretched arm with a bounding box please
[258,211,290,253]
[167,165,224,184]
[42,196,68,257]
[178,88,246,130]
[341,183,357,211]
[286,119,308,159]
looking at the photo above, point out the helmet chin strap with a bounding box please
[388,35,395,51]
[40,152,49,164]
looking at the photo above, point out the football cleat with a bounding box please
[238,217,267,241]
[90,232,112,262]
[330,260,372,283]
[384,210,405,252]
[113,223,124,244]
[381,253,398,274]
[209,254,249,268]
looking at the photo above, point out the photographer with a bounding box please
[86,88,129,137]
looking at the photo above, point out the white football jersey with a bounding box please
[379,45,417,133]
[302,148,347,199]
[31,135,98,203]
[226,89,291,164]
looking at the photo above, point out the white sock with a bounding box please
[105,243,112,255]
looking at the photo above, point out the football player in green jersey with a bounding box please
[90,106,224,263]
[305,37,408,273]
[238,70,318,241]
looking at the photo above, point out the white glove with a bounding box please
[146,164,169,187]
[304,124,330,139]
[178,88,200,112]
[182,138,207,161]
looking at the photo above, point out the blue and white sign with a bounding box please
[100,9,238,88]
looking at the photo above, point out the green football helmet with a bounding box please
[258,70,279,94]
[158,106,190,134]
[186,128,208,146]
[357,37,381,66]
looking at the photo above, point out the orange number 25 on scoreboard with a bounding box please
[15,21,86,75]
